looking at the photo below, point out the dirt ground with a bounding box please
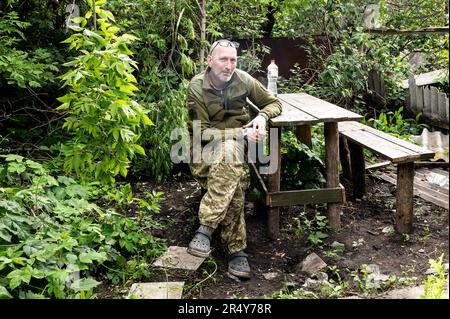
[99,165,449,299]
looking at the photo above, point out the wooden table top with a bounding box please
[250,93,364,127]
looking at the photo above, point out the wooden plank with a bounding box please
[269,186,344,207]
[375,171,449,209]
[438,92,448,121]
[416,69,447,86]
[417,85,425,116]
[339,121,434,161]
[431,87,440,120]
[423,86,431,115]
[380,169,449,196]
[279,93,363,122]
[247,98,318,127]
[414,171,449,195]
[403,70,448,88]
[366,160,391,170]
[408,76,416,113]
[446,97,449,122]
[339,128,426,162]
[434,168,449,177]
[414,189,449,209]
[325,122,341,230]
[395,163,415,233]
[359,125,434,157]
[428,86,438,118]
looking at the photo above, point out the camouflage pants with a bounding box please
[189,139,246,254]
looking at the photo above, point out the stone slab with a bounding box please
[152,246,206,271]
[127,282,184,299]
[296,252,327,275]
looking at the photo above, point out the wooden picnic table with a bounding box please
[248,93,363,239]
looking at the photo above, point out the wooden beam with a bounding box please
[395,163,415,234]
[269,186,345,207]
[364,27,449,35]
[365,160,391,170]
[325,122,341,230]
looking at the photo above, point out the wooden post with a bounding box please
[295,125,312,148]
[325,122,340,230]
[339,136,352,180]
[267,127,281,240]
[395,162,415,234]
[348,140,366,198]
[438,92,447,122]
[408,75,416,113]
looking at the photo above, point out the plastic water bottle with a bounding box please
[267,59,278,96]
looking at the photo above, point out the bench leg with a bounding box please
[395,162,415,234]
[348,140,366,199]
[339,136,352,180]
[267,127,281,240]
[325,122,340,230]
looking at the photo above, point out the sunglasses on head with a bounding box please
[209,40,240,55]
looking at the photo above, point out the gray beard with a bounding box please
[210,69,233,84]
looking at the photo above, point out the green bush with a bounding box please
[0,154,165,298]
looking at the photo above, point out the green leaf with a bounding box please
[141,114,153,126]
[79,251,107,264]
[0,200,24,213]
[0,286,12,299]
[0,256,13,271]
[3,154,24,162]
[7,268,32,290]
[119,167,128,177]
[70,278,101,292]
[133,144,146,156]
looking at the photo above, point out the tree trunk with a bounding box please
[199,0,206,72]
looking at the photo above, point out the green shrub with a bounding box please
[57,0,152,184]
[280,130,325,191]
[0,154,165,298]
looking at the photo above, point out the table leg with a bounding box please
[325,122,341,230]
[267,127,281,240]
[295,125,312,148]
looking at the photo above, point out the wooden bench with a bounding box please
[338,121,435,234]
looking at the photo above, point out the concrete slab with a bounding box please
[152,246,206,271]
[127,282,184,299]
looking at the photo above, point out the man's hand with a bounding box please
[243,114,267,142]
